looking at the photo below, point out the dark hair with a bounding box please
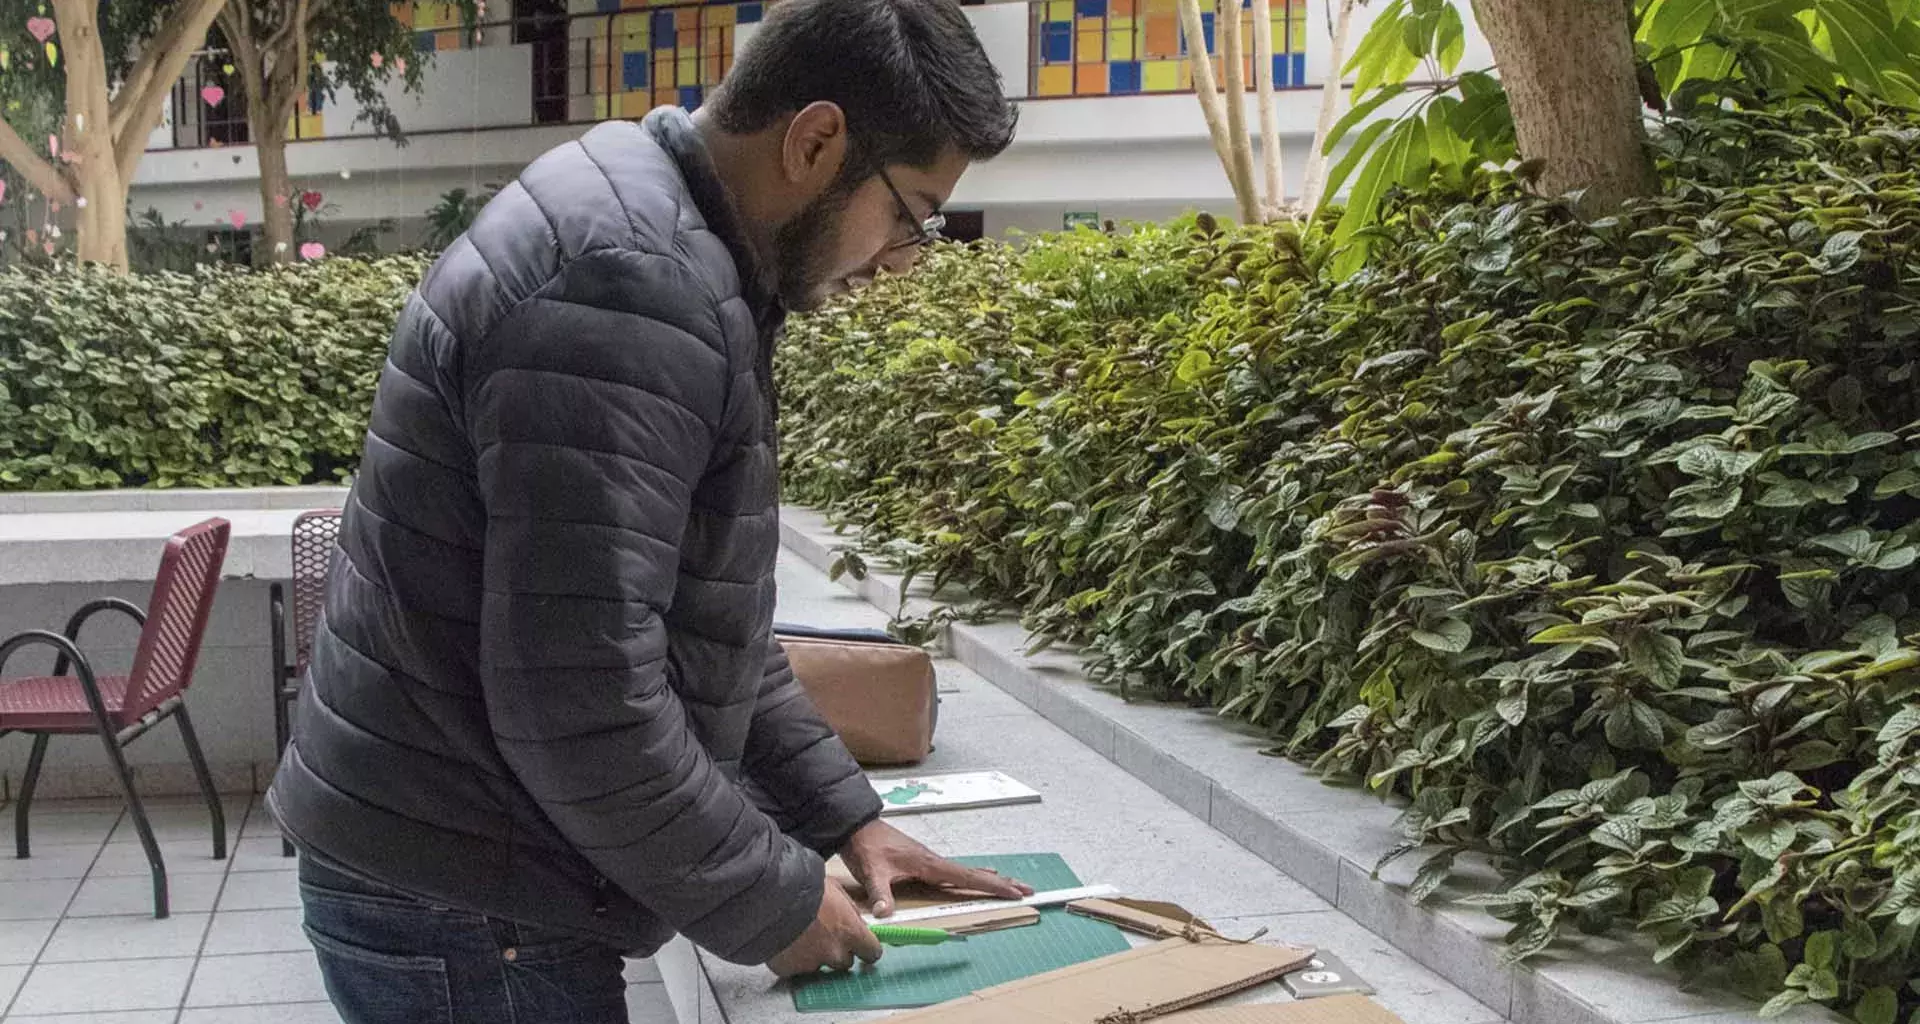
[706,0,1018,177]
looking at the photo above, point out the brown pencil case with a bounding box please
[775,624,938,767]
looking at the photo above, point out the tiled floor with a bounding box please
[0,794,675,1023]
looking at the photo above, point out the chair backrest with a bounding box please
[291,509,343,669]
[123,519,231,719]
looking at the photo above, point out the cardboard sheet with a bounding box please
[1069,897,1216,939]
[912,905,1041,935]
[1159,994,1406,1024]
[826,857,1007,913]
[880,936,1316,1023]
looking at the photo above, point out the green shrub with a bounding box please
[0,255,426,489]
[781,102,1920,1016]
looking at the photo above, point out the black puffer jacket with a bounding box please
[267,109,882,965]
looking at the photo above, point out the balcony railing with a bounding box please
[151,0,1299,153]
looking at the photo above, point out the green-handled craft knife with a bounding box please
[870,924,969,946]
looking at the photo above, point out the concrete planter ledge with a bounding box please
[0,487,349,585]
[778,505,1840,1024]
[0,484,349,515]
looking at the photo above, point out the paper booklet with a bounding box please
[870,770,1042,815]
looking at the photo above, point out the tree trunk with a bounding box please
[255,115,295,264]
[1474,0,1654,211]
[1216,0,1259,223]
[1177,0,1255,221]
[1249,0,1283,212]
[50,0,126,270]
[1301,0,1356,213]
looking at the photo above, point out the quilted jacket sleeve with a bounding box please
[742,637,884,856]
[467,250,824,966]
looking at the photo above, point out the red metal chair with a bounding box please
[269,508,342,857]
[0,518,232,919]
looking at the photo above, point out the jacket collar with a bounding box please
[641,106,786,333]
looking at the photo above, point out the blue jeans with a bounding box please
[299,854,633,1024]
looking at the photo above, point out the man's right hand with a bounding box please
[767,873,884,977]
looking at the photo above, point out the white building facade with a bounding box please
[128,0,1491,246]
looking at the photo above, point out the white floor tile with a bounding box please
[202,908,309,957]
[184,950,330,1008]
[9,956,196,1015]
[40,911,212,962]
[216,869,301,912]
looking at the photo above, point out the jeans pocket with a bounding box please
[304,923,455,1024]
[503,929,628,1024]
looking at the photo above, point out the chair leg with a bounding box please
[274,673,294,858]
[95,726,168,919]
[175,705,227,862]
[15,733,48,859]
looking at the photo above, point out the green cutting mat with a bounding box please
[791,853,1130,1013]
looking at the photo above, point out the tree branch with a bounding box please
[216,4,246,53]
[110,0,230,144]
[0,116,76,204]
[296,0,312,89]
[116,0,230,185]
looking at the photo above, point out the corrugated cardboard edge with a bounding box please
[883,937,1315,1023]
[914,905,1042,934]
[1070,897,1216,939]
[1159,994,1407,1024]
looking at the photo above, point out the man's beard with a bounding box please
[773,185,852,313]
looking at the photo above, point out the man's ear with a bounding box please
[781,101,851,190]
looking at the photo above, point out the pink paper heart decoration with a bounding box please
[370,52,384,69]
[42,241,53,256]
[46,134,56,157]
[395,58,407,74]
[193,200,204,211]
[227,209,246,230]
[274,192,288,208]
[0,180,7,205]
[300,241,326,260]
[200,85,225,107]
[25,17,54,43]
[302,190,323,211]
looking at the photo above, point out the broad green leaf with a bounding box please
[1607,700,1666,750]
[1332,117,1428,276]
[1426,97,1473,172]
[1627,629,1686,688]
[1759,989,1810,1018]
[1852,987,1898,1024]
[1878,706,1920,743]
[1348,0,1424,95]
[1818,0,1920,101]
[1817,230,1865,273]
[1325,84,1409,151]
[1411,617,1473,654]
[1176,348,1214,383]
[1409,851,1456,903]
[1646,0,1718,51]
[1434,1,1466,73]
[1319,118,1394,211]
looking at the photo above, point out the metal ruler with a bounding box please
[863,884,1122,925]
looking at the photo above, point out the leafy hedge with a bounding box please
[0,256,426,489]
[780,103,1920,1018]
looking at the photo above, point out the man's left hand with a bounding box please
[840,820,1034,917]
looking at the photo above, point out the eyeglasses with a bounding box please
[879,168,946,252]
